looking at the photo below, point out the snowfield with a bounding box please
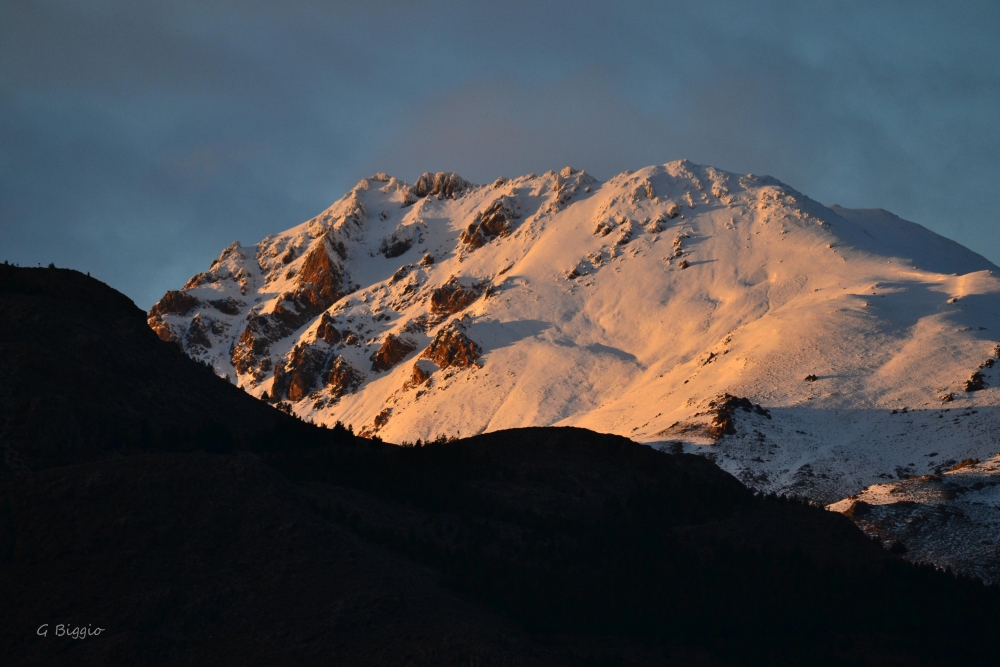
[150,161,1000,579]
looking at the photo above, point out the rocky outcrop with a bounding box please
[430,277,485,317]
[408,172,470,202]
[379,223,423,259]
[145,291,200,346]
[420,322,482,369]
[546,167,595,212]
[370,333,417,373]
[325,356,364,398]
[233,240,348,377]
[373,407,391,430]
[965,371,986,392]
[379,234,413,259]
[645,215,667,234]
[207,297,243,315]
[659,395,770,440]
[315,312,342,345]
[409,359,438,385]
[460,197,517,250]
[231,314,287,377]
[149,319,180,344]
[594,219,616,237]
[149,290,200,318]
[704,394,771,438]
[615,220,634,247]
[360,407,393,438]
[184,314,216,351]
[272,343,330,402]
[287,240,347,316]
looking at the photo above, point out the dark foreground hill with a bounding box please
[1,265,998,666]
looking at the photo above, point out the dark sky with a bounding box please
[3,1,999,309]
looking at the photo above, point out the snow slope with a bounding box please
[151,161,1000,575]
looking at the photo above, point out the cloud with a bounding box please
[2,1,998,307]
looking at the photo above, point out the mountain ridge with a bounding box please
[150,161,1000,579]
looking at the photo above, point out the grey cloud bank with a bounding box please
[2,0,998,308]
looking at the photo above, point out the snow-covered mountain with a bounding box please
[150,161,1000,578]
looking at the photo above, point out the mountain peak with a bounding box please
[150,162,1000,577]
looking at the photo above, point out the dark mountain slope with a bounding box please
[2,265,999,666]
[1,452,539,667]
[271,430,999,664]
[0,265,350,472]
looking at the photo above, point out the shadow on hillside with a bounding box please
[851,279,1000,340]
[682,401,1000,504]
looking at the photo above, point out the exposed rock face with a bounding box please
[594,219,615,236]
[388,264,413,285]
[460,197,517,250]
[379,234,413,258]
[148,290,202,345]
[184,314,214,351]
[966,371,986,392]
[368,407,392,436]
[207,297,243,315]
[286,240,347,317]
[149,319,180,344]
[615,220,634,247]
[409,359,439,386]
[315,312,342,345]
[149,290,200,318]
[420,322,482,369]
[645,215,666,234]
[546,167,595,212]
[410,172,470,201]
[379,223,423,259]
[233,241,348,378]
[272,343,330,402]
[705,394,772,439]
[325,356,363,399]
[370,334,417,373]
[430,277,485,317]
[232,314,286,377]
[359,407,393,438]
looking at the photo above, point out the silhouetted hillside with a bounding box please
[1,265,998,666]
[0,264,353,472]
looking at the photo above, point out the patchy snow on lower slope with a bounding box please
[828,454,1000,583]
[151,160,1000,578]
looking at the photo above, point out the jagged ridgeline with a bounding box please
[150,162,848,436]
[149,160,1000,450]
[148,167,590,433]
[150,161,1000,582]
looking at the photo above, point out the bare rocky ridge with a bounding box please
[429,276,486,319]
[409,171,470,202]
[460,196,518,249]
[370,333,417,373]
[419,320,482,370]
